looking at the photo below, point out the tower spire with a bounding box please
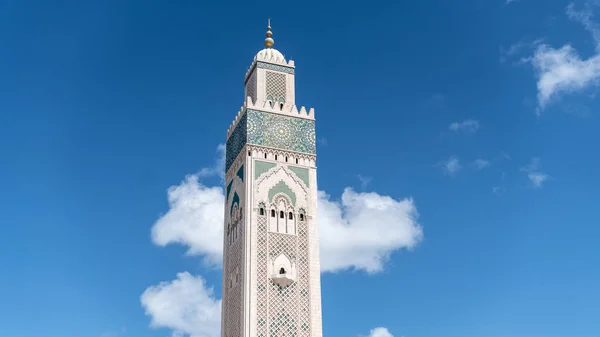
[264,19,274,48]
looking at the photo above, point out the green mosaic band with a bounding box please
[226,109,316,171]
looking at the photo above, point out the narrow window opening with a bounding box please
[285,156,288,162]
[275,155,278,160]
[279,211,284,219]
[248,151,251,156]
[271,210,276,217]
[279,267,286,275]
[259,208,264,216]
[288,212,293,220]
[299,214,304,221]
[295,158,299,164]
[264,153,267,159]
[279,102,284,110]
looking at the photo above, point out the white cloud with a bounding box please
[531,2,600,110]
[527,172,550,187]
[449,119,480,134]
[367,327,395,337]
[150,145,423,274]
[440,156,461,176]
[144,146,423,337]
[141,272,221,337]
[150,174,225,266]
[506,0,519,4]
[520,157,551,188]
[198,144,225,181]
[471,159,491,170]
[318,188,422,274]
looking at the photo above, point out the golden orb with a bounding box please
[264,37,274,48]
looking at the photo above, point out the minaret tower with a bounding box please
[222,21,323,337]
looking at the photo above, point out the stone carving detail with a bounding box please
[258,61,295,74]
[226,109,316,172]
[255,205,311,337]
[266,71,286,102]
[297,219,311,337]
[247,109,316,155]
[246,70,257,103]
[224,212,244,337]
[256,214,268,337]
[268,232,299,337]
[247,144,316,162]
[226,113,247,172]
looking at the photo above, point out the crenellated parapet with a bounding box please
[226,97,314,140]
[225,103,316,172]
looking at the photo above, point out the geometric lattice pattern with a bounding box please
[247,110,316,155]
[257,61,295,74]
[224,214,244,337]
[265,71,286,101]
[226,109,316,172]
[257,215,269,337]
[246,71,257,103]
[225,112,247,172]
[256,210,311,337]
[268,232,299,337]
[297,220,311,337]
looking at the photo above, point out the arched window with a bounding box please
[275,155,278,160]
[279,211,284,219]
[285,156,288,162]
[279,267,286,275]
[259,208,264,216]
[288,212,293,220]
[264,153,267,159]
[271,209,276,217]
[299,214,304,221]
[295,158,299,164]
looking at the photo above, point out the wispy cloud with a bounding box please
[500,38,544,63]
[357,174,372,189]
[366,327,395,337]
[317,137,328,146]
[505,0,519,4]
[449,119,480,134]
[471,159,491,170]
[198,144,225,181]
[529,2,600,111]
[520,157,551,188]
[440,156,462,176]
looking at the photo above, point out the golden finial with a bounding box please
[264,19,274,48]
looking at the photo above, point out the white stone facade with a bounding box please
[222,40,322,337]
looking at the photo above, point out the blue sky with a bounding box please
[1,0,600,336]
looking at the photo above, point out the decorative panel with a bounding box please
[224,214,244,337]
[246,70,257,103]
[255,161,278,179]
[297,220,311,337]
[226,110,316,172]
[257,61,295,74]
[268,232,299,337]
[287,166,309,187]
[247,110,316,155]
[226,113,247,172]
[257,215,268,337]
[266,71,286,101]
